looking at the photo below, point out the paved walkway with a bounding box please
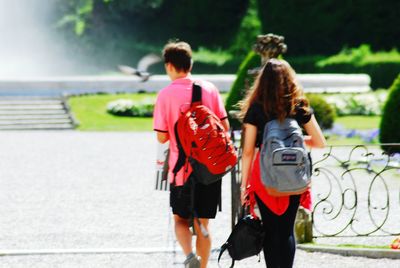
[0,131,398,267]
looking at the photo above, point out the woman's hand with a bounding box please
[240,123,257,206]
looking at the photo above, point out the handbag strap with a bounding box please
[218,242,235,268]
[247,191,259,220]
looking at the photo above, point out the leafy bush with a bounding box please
[306,94,336,129]
[380,74,400,152]
[324,91,387,116]
[107,99,154,117]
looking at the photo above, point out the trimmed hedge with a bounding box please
[316,45,400,89]
[379,74,400,153]
[286,46,400,89]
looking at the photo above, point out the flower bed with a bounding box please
[324,91,387,116]
[325,124,379,143]
[107,99,154,117]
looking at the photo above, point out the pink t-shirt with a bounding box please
[153,75,228,186]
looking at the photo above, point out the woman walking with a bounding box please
[240,58,326,268]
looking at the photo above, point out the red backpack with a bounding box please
[173,82,237,185]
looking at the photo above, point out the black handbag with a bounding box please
[218,213,265,267]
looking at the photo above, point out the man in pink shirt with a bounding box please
[153,41,229,268]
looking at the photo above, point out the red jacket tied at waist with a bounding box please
[248,152,312,215]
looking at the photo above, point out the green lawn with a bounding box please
[68,93,157,131]
[68,93,228,131]
[335,115,381,130]
[68,94,381,140]
[326,136,368,146]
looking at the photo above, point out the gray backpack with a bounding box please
[260,118,311,196]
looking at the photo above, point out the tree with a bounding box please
[257,0,400,55]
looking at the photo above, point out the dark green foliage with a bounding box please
[225,51,260,111]
[379,74,400,152]
[258,0,400,55]
[158,0,249,48]
[52,0,399,76]
[225,51,260,129]
[57,0,249,49]
[305,94,336,130]
[285,55,326,74]
[229,0,261,57]
[54,0,250,74]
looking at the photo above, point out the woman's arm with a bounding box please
[303,115,327,148]
[240,123,257,204]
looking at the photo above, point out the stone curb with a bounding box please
[297,244,400,259]
[0,247,223,257]
[0,247,179,257]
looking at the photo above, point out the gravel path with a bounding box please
[0,250,399,268]
[0,131,398,267]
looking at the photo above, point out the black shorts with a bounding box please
[170,177,222,219]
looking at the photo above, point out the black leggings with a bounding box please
[255,194,300,268]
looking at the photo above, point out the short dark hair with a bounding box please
[162,41,192,73]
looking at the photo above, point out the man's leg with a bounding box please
[192,179,221,268]
[194,218,211,268]
[174,214,193,256]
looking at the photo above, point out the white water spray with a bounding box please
[0,0,73,77]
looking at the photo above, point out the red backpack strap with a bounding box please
[172,82,201,182]
[191,82,202,106]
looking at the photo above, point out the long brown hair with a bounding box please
[240,58,309,122]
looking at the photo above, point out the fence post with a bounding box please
[295,207,313,243]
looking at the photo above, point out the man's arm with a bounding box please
[157,131,169,144]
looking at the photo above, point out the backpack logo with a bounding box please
[260,118,312,196]
[282,153,297,162]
